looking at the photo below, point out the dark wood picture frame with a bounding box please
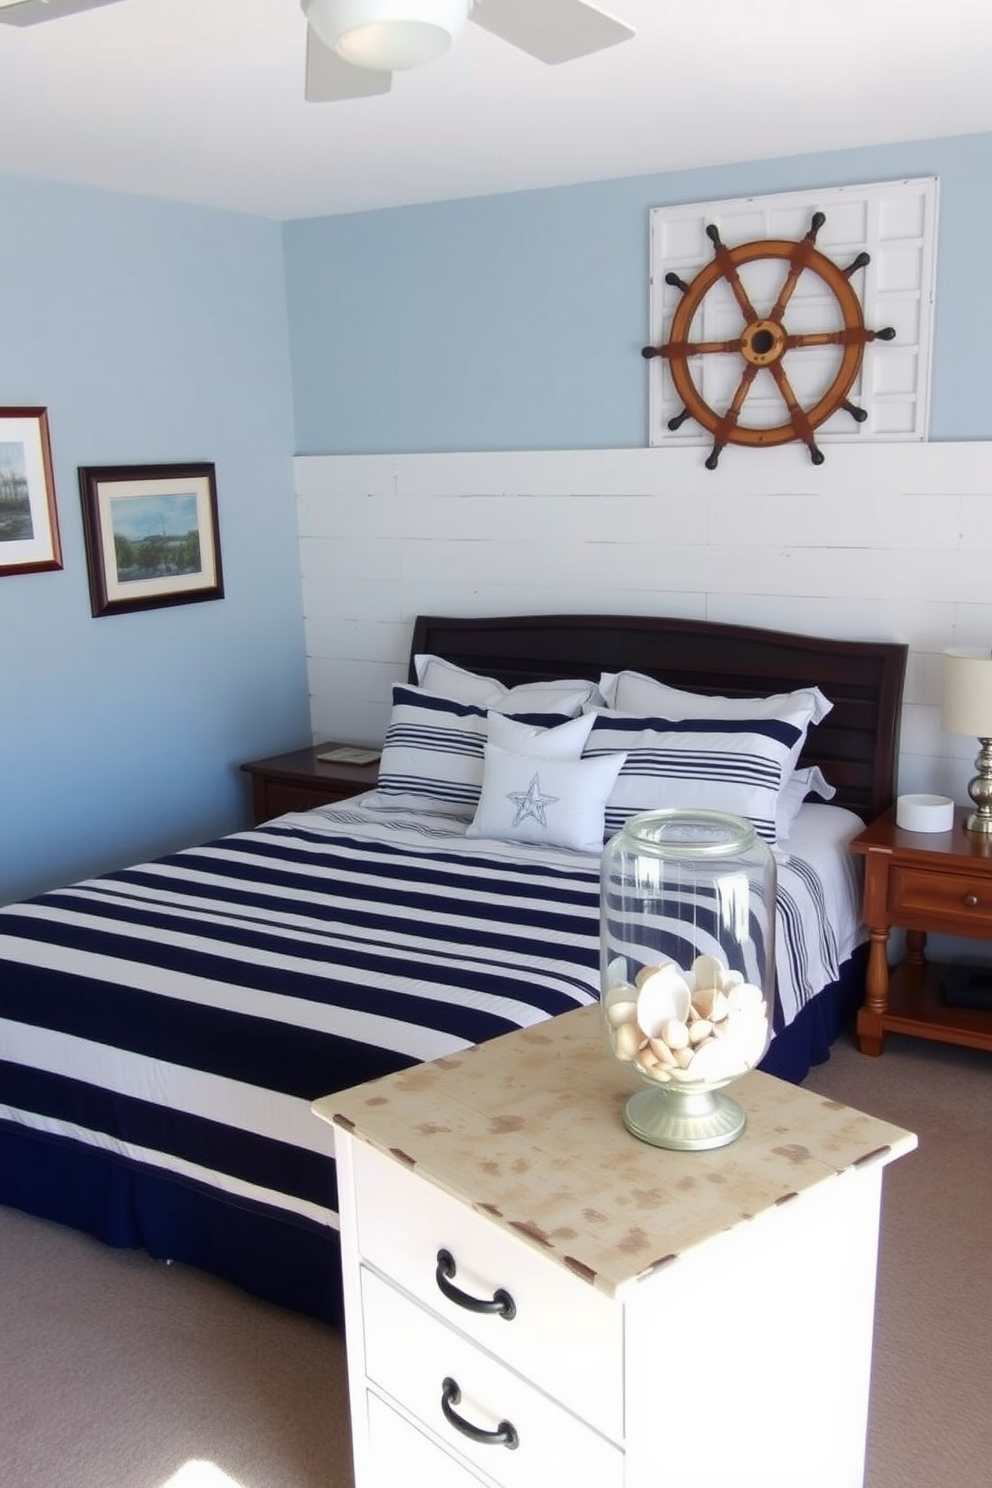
[0,407,62,578]
[79,462,223,618]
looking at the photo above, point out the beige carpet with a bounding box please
[1,1029,990,1488]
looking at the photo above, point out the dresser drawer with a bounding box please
[365,1392,491,1488]
[889,865,992,932]
[351,1139,622,1442]
[362,1268,624,1488]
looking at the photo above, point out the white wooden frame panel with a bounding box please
[647,178,938,450]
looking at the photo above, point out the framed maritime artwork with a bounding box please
[0,407,62,578]
[78,462,224,618]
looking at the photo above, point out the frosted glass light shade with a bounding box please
[943,648,992,738]
[303,0,470,71]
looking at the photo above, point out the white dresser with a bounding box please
[313,1005,915,1488]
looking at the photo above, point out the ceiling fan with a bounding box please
[0,0,636,102]
[0,0,123,21]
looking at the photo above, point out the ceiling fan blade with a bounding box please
[470,0,634,63]
[0,0,124,25]
[305,25,393,102]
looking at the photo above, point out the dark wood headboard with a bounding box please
[409,613,907,825]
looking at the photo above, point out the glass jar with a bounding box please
[600,808,776,1150]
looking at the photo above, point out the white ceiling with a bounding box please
[1,0,990,221]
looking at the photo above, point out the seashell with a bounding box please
[613,1021,643,1061]
[647,1065,673,1083]
[688,1018,713,1045]
[636,964,691,1036]
[687,1038,745,1083]
[726,981,763,1014]
[721,968,745,991]
[691,986,729,1023]
[661,1017,690,1051]
[674,1045,694,1069]
[605,998,638,1028]
[635,958,674,989]
[723,1009,770,1067]
[691,953,726,990]
[648,1037,678,1067]
[607,956,629,986]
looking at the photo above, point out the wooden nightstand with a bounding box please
[851,805,992,1056]
[240,743,379,824]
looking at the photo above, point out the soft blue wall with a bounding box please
[283,130,992,451]
[0,177,308,904]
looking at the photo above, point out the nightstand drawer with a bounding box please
[362,1268,624,1488]
[889,866,992,932]
[260,780,352,817]
[352,1139,622,1442]
[241,743,379,825]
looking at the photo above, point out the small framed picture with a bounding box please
[78,462,223,618]
[0,407,62,578]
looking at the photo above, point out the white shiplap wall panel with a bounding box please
[294,441,992,808]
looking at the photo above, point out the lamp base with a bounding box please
[964,737,992,833]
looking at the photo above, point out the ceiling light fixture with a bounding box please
[302,0,471,73]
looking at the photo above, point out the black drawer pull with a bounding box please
[440,1376,519,1450]
[435,1249,516,1320]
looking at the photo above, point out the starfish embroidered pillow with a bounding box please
[466,745,627,852]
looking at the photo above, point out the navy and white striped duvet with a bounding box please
[0,801,861,1236]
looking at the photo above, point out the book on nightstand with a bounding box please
[316,745,381,766]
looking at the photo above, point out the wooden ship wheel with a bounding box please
[642,212,895,469]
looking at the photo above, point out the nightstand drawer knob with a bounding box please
[436,1248,517,1320]
[441,1377,519,1450]
[964,893,980,908]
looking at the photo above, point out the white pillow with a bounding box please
[597,672,831,783]
[599,670,832,724]
[486,710,595,758]
[363,685,593,817]
[467,745,627,852]
[584,707,814,844]
[776,765,837,840]
[415,654,601,715]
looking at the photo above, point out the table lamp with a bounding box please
[942,647,992,833]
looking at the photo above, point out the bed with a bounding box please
[0,612,906,1326]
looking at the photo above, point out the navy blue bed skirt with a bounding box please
[0,1121,344,1327]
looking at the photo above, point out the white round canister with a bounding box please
[895,793,954,832]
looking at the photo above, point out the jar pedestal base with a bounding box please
[623,1086,746,1151]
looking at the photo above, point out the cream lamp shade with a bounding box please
[942,648,992,833]
[942,648,992,737]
